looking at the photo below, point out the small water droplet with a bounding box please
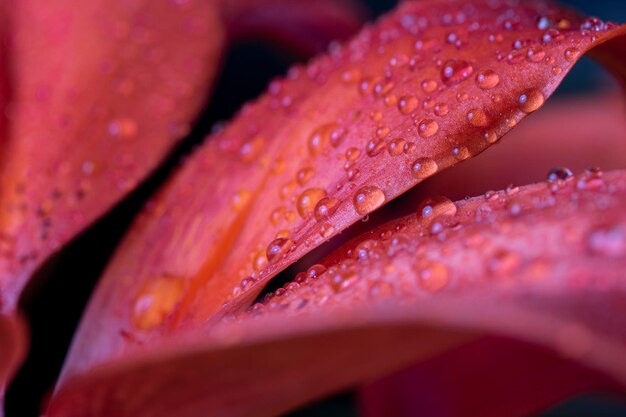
[266,238,295,264]
[467,108,489,127]
[417,119,439,138]
[441,60,474,86]
[319,222,335,238]
[518,90,545,113]
[297,188,327,218]
[475,69,500,89]
[418,262,449,292]
[411,157,438,179]
[547,167,573,182]
[398,95,419,114]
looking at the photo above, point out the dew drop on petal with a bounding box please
[518,90,545,113]
[297,188,327,218]
[266,238,295,264]
[411,157,438,179]
[353,186,386,215]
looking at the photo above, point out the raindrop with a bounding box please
[353,186,386,215]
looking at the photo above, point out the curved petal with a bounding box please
[359,336,620,417]
[0,313,27,417]
[0,0,224,313]
[50,169,626,417]
[60,0,626,378]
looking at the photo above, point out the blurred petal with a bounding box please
[58,2,626,382]
[222,0,366,56]
[0,0,224,313]
[359,336,620,417]
[50,169,626,417]
[0,314,27,417]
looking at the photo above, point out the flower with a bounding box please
[1,0,626,416]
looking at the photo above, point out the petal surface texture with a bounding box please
[50,168,626,417]
[61,0,626,380]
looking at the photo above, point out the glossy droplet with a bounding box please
[329,269,358,293]
[476,69,500,89]
[252,251,268,272]
[587,225,626,258]
[417,119,439,138]
[411,157,438,179]
[398,95,419,114]
[418,262,449,292]
[547,167,573,182]
[308,123,339,156]
[314,197,340,220]
[239,135,265,163]
[231,189,251,212]
[526,46,546,62]
[416,196,457,220]
[266,238,295,264]
[353,186,386,215]
[441,60,474,86]
[518,90,545,113]
[132,275,185,330]
[421,79,438,93]
[108,118,138,139]
[296,167,315,186]
[467,108,489,127]
[434,102,449,117]
[319,222,335,238]
[297,188,327,218]
[366,139,387,156]
[388,138,407,156]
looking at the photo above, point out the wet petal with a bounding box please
[60,0,626,378]
[50,169,626,417]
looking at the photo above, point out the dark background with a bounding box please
[6,1,626,416]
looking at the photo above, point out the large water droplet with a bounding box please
[411,157,438,179]
[441,60,474,86]
[475,69,500,89]
[518,90,545,113]
[353,186,385,215]
[398,95,418,114]
[297,188,327,218]
[417,119,439,138]
[132,275,185,330]
[266,238,295,264]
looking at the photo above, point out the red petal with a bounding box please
[0,0,224,313]
[60,0,626,380]
[50,169,626,416]
[0,0,362,398]
[223,0,366,56]
[0,314,27,417]
[359,336,619,417]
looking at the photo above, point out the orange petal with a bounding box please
[50,169,626,416]
[60,0,626,378]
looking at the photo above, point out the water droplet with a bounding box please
[518,90,545,113]
[108,118,138,139]
[564,47,578,62]
[319,222,335,238]
[398,95,419,114]
[475,69,500,89]
[526,46,546,62]
[239,135,265,163]
[467,108,489,127]
[366,138,387,156]
[411,157,438,179]
[587,225,626,258]
[388,138,406,156]
[314,197,340,220]
[418,262,449,292]
[417,196,457,220]
[252,251,268,272]
[297,188,327,218]
[547,167,573,182]
[266,238,295,264]
[329,269,358,292]
[354,186,386,215]
[441,60,474,86]
[346,147,361,161]
[308,123,339,156]
[132,275,185,330]
[296,167,315,186]
[417,119,439,138]
[231,189,251,212]
[487,249,521,276]
[421,79,438,93]
[434,102,449,117]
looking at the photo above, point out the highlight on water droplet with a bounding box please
[266,237,295,264]
[416,119,439,138]
[518,89,545,113]
[441,60,474,86]
[353,186,386,216]
[411,157,438,179]
[475,69,500,89]
[417,261,450,292]
[132,275,185,330]
[297,188,328,218]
